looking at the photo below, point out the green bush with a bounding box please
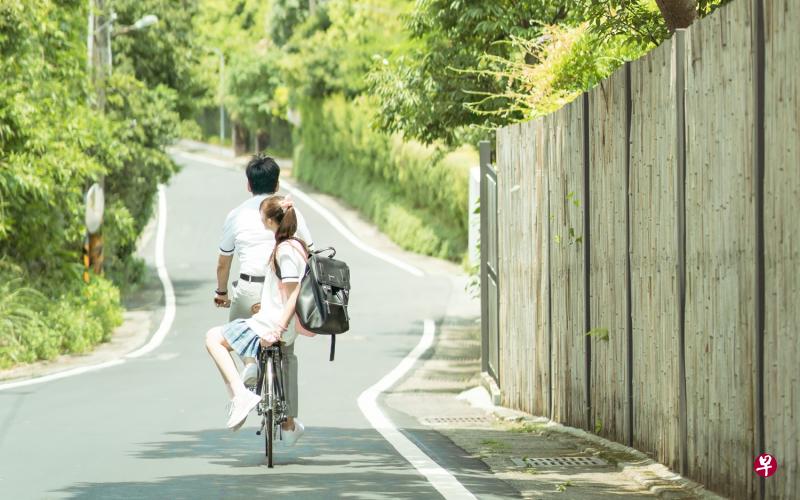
[78,276,124,340]
[100,72,181,275]
[294,95,476,261]
[1,4,179,282]
[47,301,103,355]
[0,262,123,369]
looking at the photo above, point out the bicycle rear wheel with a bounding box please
[265,356,274,467]
[265,409,273,467]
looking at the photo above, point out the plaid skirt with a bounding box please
[221,318,260,359]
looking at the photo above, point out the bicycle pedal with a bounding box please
[256,430,261,436]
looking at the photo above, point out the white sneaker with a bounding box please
[241,363,258,388]
[226,391,261,430]
[225,402,246,432]
[279,419,305,447]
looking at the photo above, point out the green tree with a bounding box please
[101,73,181,272]
[112,0,206,118]
[464,24,645,122]
[0,0,188,368]
[370,0,573,145]
[282,0,409,100]
[371,0,733,144]
[267,0,312,47]
[225,47,290,148]
[1,0,104,278]
[0,0,126,367]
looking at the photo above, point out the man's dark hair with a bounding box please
[245,154,280,195]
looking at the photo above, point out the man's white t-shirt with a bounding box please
[219,194,313,277]
[246,241,307,345]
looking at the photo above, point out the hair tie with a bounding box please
[279,195,294,213]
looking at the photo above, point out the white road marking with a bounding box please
[153,352,180,361]
[0,360,125,391]
[357,319,477,500]
[126,185,176,359]
[172,150,232,169]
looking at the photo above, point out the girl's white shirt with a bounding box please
[245,241,307,345]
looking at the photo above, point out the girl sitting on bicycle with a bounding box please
[205,194,307,444]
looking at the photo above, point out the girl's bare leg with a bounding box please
[205,327,246,397]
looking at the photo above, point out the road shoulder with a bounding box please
[382,318,732,499]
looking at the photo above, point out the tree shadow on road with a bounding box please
[56,471,441,500]
[128,426,413,470]
[54,426,444,500]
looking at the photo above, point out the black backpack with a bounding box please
[295,247,350,360]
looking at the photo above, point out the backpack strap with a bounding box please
[275,239,309,280]
[329,335,336,362]
[277,238,308,260]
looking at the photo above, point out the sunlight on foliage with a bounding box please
[466,23,649,122]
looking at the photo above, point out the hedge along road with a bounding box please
[0,153,494,499]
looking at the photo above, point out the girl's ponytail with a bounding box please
[260,195,308,275]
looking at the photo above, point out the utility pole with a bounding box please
[211,48,225,144]
[220,52,225,144]
[86,0,111,275]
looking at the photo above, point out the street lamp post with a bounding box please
[87,0,112,110]
[85,1,158,276]
[88,2,159,109]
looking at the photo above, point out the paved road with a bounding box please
[0,155,511,499]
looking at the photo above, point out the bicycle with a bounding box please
[253,342,288,468]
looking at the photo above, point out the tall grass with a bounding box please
[0,262,123,370]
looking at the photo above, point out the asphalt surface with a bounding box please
[0,155,506,499]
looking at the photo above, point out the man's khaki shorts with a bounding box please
[228,279,263,322]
